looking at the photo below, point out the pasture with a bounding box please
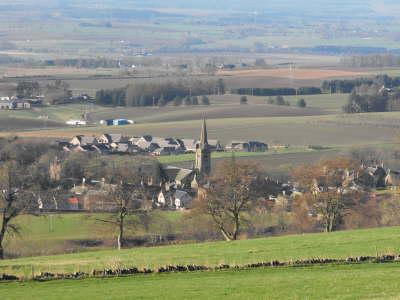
[2,225,400,277]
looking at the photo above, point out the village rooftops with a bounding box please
[163,166,194,184]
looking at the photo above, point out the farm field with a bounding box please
[0,92,352,132]
[205,93,349,112]
[2,225,400,277]
[217,68,367,80]
[88,103,327,124]
[0,104,106,122]
[165,149,340,173]
[0,104,109,131]
[157,148,340,164]
[2,262,400,300]
[0,117,64,132]
[1,212,185,259]
[3,114,398,147]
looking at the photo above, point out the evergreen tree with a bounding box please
[173,96,183,106]
[184,96,192,105]
[158,94,167,107]
[201,95,210,105]
[216,78,226,94]
[275,95,285,105]
[192,96,199,105]
[297,98,307,108]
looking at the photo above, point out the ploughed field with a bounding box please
[3,113,398,148]
[0,117,64,131]
[217,68,367,80]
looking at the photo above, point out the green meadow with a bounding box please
[2,226,400,277]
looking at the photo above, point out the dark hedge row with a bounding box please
[231,87,322,96]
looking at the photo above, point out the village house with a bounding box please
[156,190,192,209]
[0,100,11,109]
[69,135,97,146]
[225,140,267,152]
[97,133,127,144]
[11,99,31,110]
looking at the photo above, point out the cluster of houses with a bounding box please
[0,96,36,110]
[52,121,400,213]
[54,123,269,211]
[60,133,268,156]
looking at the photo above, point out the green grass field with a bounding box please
[157,147,340,164]
[2,226,400,277]
[2,262,400,300]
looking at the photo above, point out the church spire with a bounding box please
[195,118,211,177]
[200,118,208,149]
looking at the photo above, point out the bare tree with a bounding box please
[0,162,37,259]
[292,157,366,232]
[95,183,142,250]
[193,157,273,241]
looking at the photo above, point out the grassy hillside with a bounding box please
[2,226,400,277]
[2,262,400,300]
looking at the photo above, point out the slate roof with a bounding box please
[163,166,194,183]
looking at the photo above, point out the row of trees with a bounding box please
[6,80,72,105]
[95,79,224,107]
[322,75,400,94]
[239,95,306,107]
[340,54,400,68]
[232,87,321,97]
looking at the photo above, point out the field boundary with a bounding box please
[2,254,399,283]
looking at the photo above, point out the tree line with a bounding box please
[340,54,400,68]
[322,75,400,94]
[95,79,224,107]
[232,75,400,99]
[343,84,400,113]
[231,87,321,96]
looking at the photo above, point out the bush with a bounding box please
[173,96,183,106]
[297,99,307,108]
[201,96,210,105]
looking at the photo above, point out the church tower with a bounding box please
[195,119,211,176]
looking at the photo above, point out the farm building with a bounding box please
[0,100,11,109]
[11,100,31,110]
[225,141,268,152]
[70,135,97,146]
[68,197,80,210]
[97,133,127,144]
[156,190,193,209]
[100,119,134,126]
[66,119,87,126]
